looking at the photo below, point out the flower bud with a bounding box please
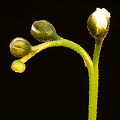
[30,20,59,42]
[9,37,31,57]
[11,60,26,73]
[87,8,110,39]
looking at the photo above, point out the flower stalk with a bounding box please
[9,7,111,120]
[88,39,103,120]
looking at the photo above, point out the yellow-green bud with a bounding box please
[30,20,59,42]
[9,37,31,57]
[11,60,26,73]
[87,8,110,39]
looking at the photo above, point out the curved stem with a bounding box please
[20,38,96,120]
[21,38,94,78]
[89,39,103,120]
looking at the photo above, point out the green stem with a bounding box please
[20,38,96,120]
[21,39,94,79]
[88,39,103,120]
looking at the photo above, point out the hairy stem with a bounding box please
[88,39,103,120]
[21,39,94,77]
[20,38,96,120]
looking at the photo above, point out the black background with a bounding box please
[1,0,120,120]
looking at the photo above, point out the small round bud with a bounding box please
[11,60,26,73]
[30,20,59,42]
[87,8,110,39]
[9,37,31,57]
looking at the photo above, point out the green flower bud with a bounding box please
[11,60,26,73]
[87,8,110,39]
[30,20,59,42]
[9,37,31,57]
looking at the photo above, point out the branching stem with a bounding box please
[88,39,103,120]
[20,38,100,120]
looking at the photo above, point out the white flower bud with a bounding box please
[87,8,111,39]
